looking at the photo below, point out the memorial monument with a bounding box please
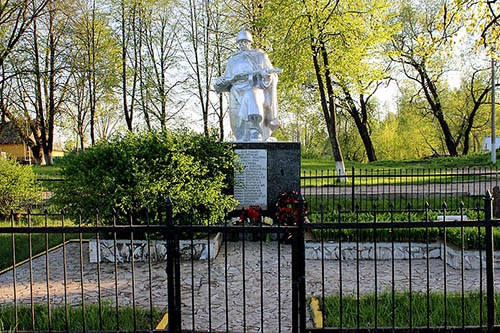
[215,30,300,211]
[214,30,280,142]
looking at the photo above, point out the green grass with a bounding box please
[300,166,495,187]
[321,291,499,328]
[308,209,500,250]
[0,303,163,331]
[305,195,483,214]
[302,150,500,174]
[0,216,92,271]
[31,165,61,179]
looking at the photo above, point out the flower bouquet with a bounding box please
[230,206,273,241]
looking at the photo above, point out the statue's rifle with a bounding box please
[215,68,282,93]
[229,68,283,84]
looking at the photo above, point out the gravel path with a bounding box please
[0,241,497,331]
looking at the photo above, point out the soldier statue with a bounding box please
[214,30,280,141]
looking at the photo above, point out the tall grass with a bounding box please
[322,291,498,328]
[0,303,163,331]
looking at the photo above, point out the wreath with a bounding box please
[275,191,308,226]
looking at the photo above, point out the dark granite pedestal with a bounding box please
[233,142,300,214]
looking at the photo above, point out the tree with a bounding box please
[261,0,394,174]
[177,0,233,138]
[391,0,494,156]
[453,0,500,50]
[0,0,49,72]
[452,68,495,154]
[391,0,462,156]
[137,0,186,131]
[110,0,140,132]
[3,0,75,165]
[0,0,49,161]
[336,81,386,162]
[63,0,119,149]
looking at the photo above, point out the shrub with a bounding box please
[0,157,39,216]
[52,130,238,226]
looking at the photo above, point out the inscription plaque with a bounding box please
[234,149,267,208]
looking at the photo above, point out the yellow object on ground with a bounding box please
[310,297,323,328]
[155,313,168,329]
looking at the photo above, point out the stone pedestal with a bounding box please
[233,142,300,213]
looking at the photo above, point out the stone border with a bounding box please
[89,232,222,263]
[305,241,500,270]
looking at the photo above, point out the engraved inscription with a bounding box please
[234,149,267,208]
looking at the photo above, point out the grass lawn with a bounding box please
[31,165,62,179]
[0,303,163,331]
[0,216,93,271]
[31,150,500,179]
[320,291,498,328]
[302,150,500,174]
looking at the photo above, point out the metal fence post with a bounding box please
[166,197,181,332]
[291,220,299,332]
[351,166,355,213]
[484,191,495,329]
[291,194,307,332]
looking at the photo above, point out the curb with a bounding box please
[310,297,323,329]
[155,313,168,329]
[0,238,88,276]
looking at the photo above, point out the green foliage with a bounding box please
[52,130,238,226]
[0,303,162,331]
[31,165,62,179]
[322,291,497,328]
[0,157,40,215]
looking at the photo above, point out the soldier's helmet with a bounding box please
[236,30,253,43]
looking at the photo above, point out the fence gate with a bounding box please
[165,199,308,332]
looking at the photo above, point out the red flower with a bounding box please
[248,207,260,220]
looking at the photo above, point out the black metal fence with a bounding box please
[302,167,499,213]
[33,167,499,214]
[0,194,498,332]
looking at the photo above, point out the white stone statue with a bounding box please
[214,30,280,142]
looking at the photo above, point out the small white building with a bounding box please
[481,137,500,151]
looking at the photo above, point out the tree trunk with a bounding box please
[219,94,224,141]
[43,151,53,165]
[43,0,55,165]
[343,89,377,162]
[308,36,345,177]
[462,82,491,155]
[355,117,377,162]
[318,42,346,177]
[434,110,458,156]
[418,67,458,156]
[31,145,43,165]
[121,0,132,131]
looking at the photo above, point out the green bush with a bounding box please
[0,157,39,216]
[52,130,238,225]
